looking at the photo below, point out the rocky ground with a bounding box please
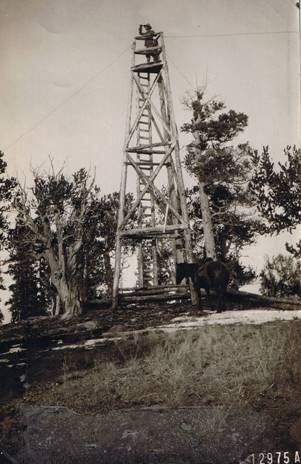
[1,301,301,463]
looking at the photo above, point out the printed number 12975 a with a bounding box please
[249,452,301,464]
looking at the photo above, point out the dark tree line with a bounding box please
[0,151,16,321]
[6,216,52,321]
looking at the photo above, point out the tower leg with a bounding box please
[112,235,122,309]
[159,40,199,306]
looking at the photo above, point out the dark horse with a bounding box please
[176,259,230,311]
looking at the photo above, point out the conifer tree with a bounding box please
[6,217,46,321]
[0,151,16,321]
[182,91,261,284]
[250,145,301,258]
[260,254,301,299]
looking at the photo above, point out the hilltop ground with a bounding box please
[1,301,301,464]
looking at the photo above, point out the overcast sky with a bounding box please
[0,0,300,319]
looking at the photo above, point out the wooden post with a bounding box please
[158,77,180,281]
[160,34,199,305]
[192,128,216,260]
[112,41,135,309]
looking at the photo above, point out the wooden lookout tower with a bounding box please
[112,26,197,308]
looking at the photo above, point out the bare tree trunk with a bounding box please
[79,255,88,305]
[192,126,216,260]
[58,278,82,318]
[104,251,113,295]
[53,295,61,316]
[198,180,216,259]
[45,249,83,318]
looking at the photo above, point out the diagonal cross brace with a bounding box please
[126,71,162,146]
[127,153,185,226]
[120,144,186,229]
[133,74,172,139]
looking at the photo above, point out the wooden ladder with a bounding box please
[136,72,158,287]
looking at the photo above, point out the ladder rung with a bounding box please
[128,142,168,150]
[137,162,161,166]
[147,149,167,154]
[137,160,159,167]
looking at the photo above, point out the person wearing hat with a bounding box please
[138,24,161,63]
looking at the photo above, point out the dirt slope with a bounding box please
[1,304,301,463]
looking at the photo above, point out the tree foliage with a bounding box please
[0,151,16,322]
[250,146,301,231]
[0,151,16,243]
[182,90,248,182]
[260,254,301,299]
[182,90,260,285]
[6,216,49,321]
[10,162,134,319]
[79,191,134,299]
[250,146,301,256]
[14,167,101,318]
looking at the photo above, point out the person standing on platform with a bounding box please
[138,24,161,63]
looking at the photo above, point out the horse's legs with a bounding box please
[191,276,202,309]
[197,286,202,309]
[216,286,226,313]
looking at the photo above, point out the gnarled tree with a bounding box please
[14,166,96,319]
